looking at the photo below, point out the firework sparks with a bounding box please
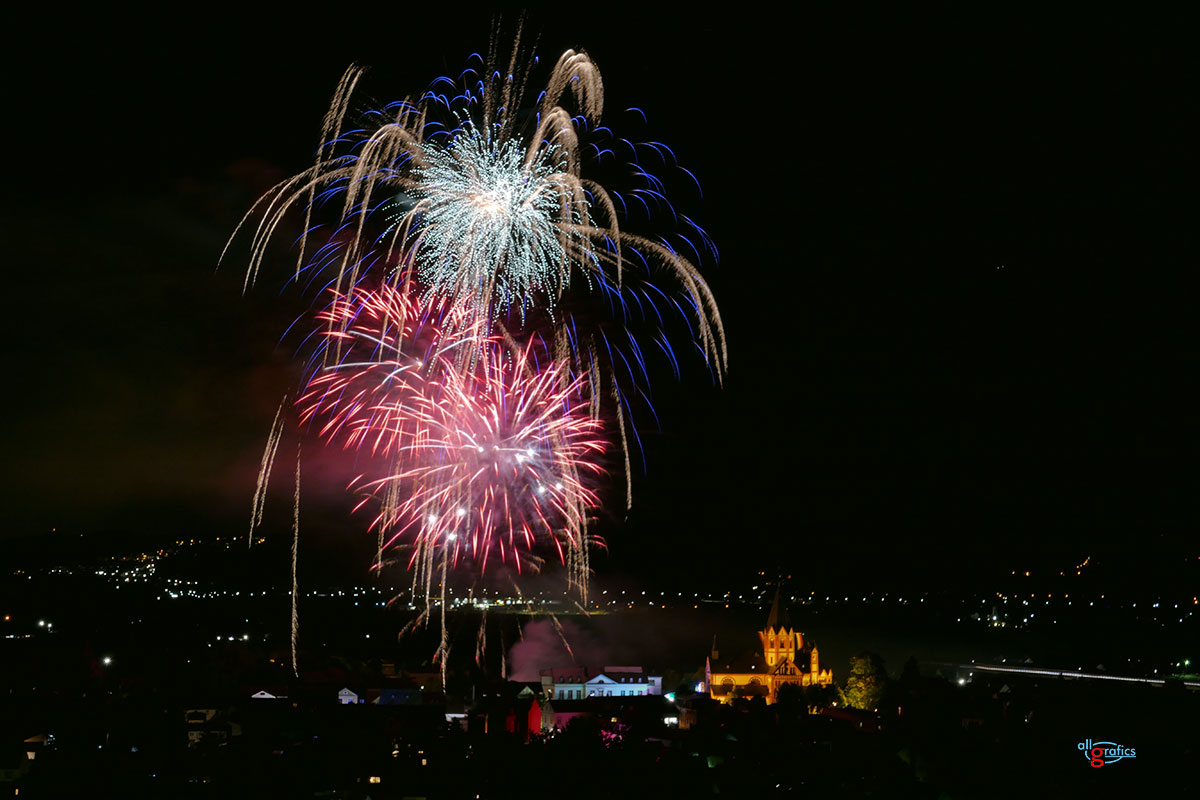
[298,287,479,458]
[295,282,606,597]
[406,123,589,326]
[247,395,287,548]
[358,342,606,587]
[227,31,725,668]
[291,444,301,678]
[224,37,726,418]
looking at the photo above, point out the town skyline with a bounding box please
[1,8,1193,794]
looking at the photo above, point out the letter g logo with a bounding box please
[1090,747,1105,768]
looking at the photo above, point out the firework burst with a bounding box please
[359,342,605,596]
[298,287,479,457]
[296,283,605,596]
[406,122,589,326]
[223,37,726,425]
[227,30,725,650]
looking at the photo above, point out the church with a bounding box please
[704,591,834,704]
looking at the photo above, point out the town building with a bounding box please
[704,591,834,704]
[539,666,663,700]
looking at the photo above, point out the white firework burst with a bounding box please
[407,123,590,324]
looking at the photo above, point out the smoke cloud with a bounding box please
[508,618,625,681]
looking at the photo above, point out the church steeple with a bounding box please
[765,587,790,632]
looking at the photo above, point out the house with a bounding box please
[22,734,53,763]
[185,708,241,748]
[378,688,422,706]
[445,694,469,729]
[539,666,663,700]
[480,694,550,740]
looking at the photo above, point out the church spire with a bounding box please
[765,585,790,631]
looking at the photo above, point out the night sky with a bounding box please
[3,9,1194,589]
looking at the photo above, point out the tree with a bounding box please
[802,683,839,711]
[841,652,888,711]
[775,681,805,709]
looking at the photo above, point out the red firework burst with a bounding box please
[362,344,606,572]
[298,286,480,456]
[299,284,606,575]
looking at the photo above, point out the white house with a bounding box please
[337,688,359,705]
[540,666,662,700]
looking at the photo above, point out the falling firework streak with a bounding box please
[291,444,301,678]
[550,613,576,665]
[475,605,488,667]
[437,550,449,689]
[248,395,287,548]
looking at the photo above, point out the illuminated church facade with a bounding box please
[704,592,834,704]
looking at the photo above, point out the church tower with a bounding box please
[759,589,799,668]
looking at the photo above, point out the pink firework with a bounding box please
[361,343,606,576]
[298,286,480,457]
[298,284,606,585]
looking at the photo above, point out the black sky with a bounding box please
[2,8,1194,588]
